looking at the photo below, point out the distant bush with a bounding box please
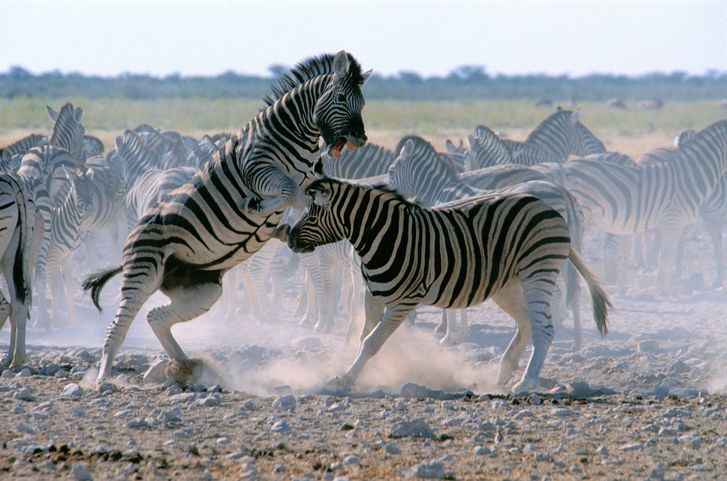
[1,66,726,101]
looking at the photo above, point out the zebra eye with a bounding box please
[337,93,346,103]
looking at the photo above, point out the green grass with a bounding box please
[1,97,725,137]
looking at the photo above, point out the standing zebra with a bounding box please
[46,170,94,327]
[285,178,609,393]
[16,103,86,329]
[547,120,727,293]
[0,133,46,171]
[0,174,39,368]
[84,51,370,383]
[389,137,588,348]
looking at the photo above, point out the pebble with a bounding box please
[126,418,149,429]
[392,400,408,411]
[343,454,359,465]
[197,395,221,407]
[596,445,609,456]
[406,460,446,479]
[551,407,577,417]
[389,418,437,439]
[272,395,296,411]
[1,369,15,378]
[473,445,494,456]
[649,463,665,480]
[385,443,401,455]
[716,437,727,447]
[529,393,542,405]
[62,383,83,398]
[272,463,287,473]
[619,442,643,452]
[169,392,196,404]
[514,409,536,420]
[271,419,291,433]
[16,367,32,378]
[190,383,207,393]
[15,422,34,434]
[72,462,92,481]
[14,387,34,401]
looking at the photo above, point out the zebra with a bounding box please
[319,142,394,178]
[83,135,105,158]
[469,108,605,168]
[16,103,86,329]
[83,51,370,383]
[524,107,606,160]
[0,174,39,368]
[465,125,514,169]
[389,137,588,348]
[634,129,727,288]
[46,169,94,327]
[284,177,610,393]
[545,120,727,293]
[0,133,47,171]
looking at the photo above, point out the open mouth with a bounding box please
[292,245,315,254]
[328,137,347,159]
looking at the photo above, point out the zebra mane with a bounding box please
[263,52,364,107]
[526,107,573,144]
[395,135,459,178]
[313,176,413,206]
[49,102,83,146]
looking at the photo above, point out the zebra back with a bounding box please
[466,125,513,169]
[1,133,46,165]
[321,142,394,179]
[47,103,86,166]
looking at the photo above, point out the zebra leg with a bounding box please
[2,235,29,368]
[564,262,583,351]
[98,261,165,382]
[61,255,78,326]
[492,280,532,387]
[0,294,13,365]
[512,272,559,393]
[332,303,413,393]
[46,249,63,329]
[359,289,385,344]
[149,280,222,383]
[705,221,724,289]
[434,310,447,335]
[656,224,683,294]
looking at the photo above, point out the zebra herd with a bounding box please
[1,50,725,394]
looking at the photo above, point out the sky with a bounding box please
[1,0,725,78]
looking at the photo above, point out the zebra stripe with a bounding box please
[0,173,38,368]
[320,142,394,179]
[525,107,606,160]
[389,137,588,348]
[552,120,727,291]
[46,171,94,327]
[0,133,46,171]
[83,51,371,382]
[286,177,609,393]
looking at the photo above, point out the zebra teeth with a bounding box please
[329,138,347,159]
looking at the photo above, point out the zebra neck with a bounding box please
[413,164,459,207]
[259,77,327,152]
[54,189,85,233]
[348,191,417,265]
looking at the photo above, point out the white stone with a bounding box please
[72,462,92,481]
[62,383,83,398]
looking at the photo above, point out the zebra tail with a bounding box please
[11,179,31,309]
[82,266,123,312]
[568,248,611,337]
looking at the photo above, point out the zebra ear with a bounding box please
[466,134,477,149]
[361,69,373,83]
[333,50,350,77]
[401,139,415,158]
[47,106,59,122]
[445,139,456,153]
[75,106,84,122]
[570,109,581,124]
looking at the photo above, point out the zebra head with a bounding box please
[314,51,371,159]
[467,125,512,169]
[47,103,86,166]
[287,178,347,254]
[63,167,94,217]
[388,139,421,198]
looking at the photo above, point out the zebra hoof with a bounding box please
[323,375,353,395]
[511,376,539,394]
[166,358,204,386]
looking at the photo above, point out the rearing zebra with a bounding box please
[285,178,609,393]
[84,51,370,383]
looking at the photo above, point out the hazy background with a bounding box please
[2,0,725,78]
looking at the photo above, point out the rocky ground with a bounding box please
[2,229,727,480]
